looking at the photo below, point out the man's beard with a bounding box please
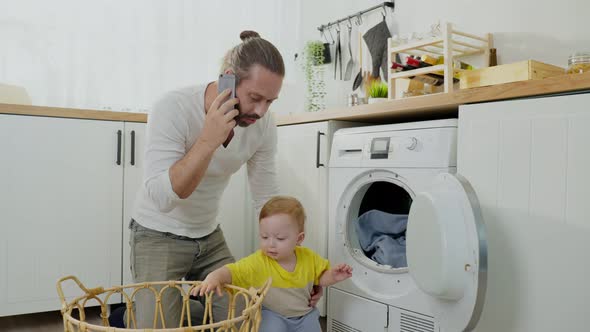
[235,109,261,127]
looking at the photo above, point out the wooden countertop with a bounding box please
[0,103,148,122]
[1,72,589,125]
[275,72,590,126]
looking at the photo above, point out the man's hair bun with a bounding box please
[240,30,260,41]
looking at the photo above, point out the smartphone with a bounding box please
[218,73,237,101]
[217,74,239,148]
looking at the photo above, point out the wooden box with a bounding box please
[459,60,565,89]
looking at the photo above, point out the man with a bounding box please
[114,31,322,328]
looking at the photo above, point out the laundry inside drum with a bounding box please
[348,181,412,269]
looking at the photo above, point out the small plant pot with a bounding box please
[368,97,388,104]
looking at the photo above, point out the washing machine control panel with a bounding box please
[330,120,457,168]
[370,137,390,159]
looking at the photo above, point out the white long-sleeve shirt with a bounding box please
[132,84,280,238]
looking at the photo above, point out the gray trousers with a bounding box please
[259,307,321,332]
[129,220,238,328]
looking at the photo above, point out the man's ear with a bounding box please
[224,68,234,75]
[297,232,305,245]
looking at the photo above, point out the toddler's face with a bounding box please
[259,213,303,262]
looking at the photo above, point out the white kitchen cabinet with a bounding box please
[122,122,146,286]
[275,120,363,316]
[458,93,590,332]
[217,165,254,260]
[0,114,146,317]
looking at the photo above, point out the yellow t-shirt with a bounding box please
[226,246,330,317]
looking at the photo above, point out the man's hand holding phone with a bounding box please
[200,89,239,151]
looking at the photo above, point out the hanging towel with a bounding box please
[362,20,391,80]
[355,209,408,268]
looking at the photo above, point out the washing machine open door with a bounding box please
[407,172,487,332]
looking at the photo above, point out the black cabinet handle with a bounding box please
[116,130,122,165]
[130,130,136,166]
[316,131,325,168]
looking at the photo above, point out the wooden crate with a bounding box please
[459,60,565,89]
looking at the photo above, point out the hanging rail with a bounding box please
[317,1,395,32]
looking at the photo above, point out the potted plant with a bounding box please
[302,40,327,112]
[367,81,388,104]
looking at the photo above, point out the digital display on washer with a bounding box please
[370,137,390,159]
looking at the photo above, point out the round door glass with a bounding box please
[341,173,414,274]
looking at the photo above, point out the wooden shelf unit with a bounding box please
[388,22,492,99]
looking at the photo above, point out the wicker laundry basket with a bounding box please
[56,276,271,332]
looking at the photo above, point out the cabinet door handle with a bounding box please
[316,131,325,168]
[116,130,122,165]
[130,130,136,166]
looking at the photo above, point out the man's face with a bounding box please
[234,65,283,127]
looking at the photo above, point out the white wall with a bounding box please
[2,0,588,113]
[0,0,301,111]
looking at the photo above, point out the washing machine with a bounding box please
[327,119,487,332]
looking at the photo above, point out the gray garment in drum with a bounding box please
[355,209,408,268]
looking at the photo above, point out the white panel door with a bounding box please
[458,93,590,332]
[122,122,146,286]
[276,122,328,314]
[217,165,252,260]
[276,120,363,317]
[0,114,124,316]
[276,122,327,257]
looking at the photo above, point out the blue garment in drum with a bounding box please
[354,209,408,268]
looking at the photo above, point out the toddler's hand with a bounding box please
[331,263,353,282]
[190,276,224,297]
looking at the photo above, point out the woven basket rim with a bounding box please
[56,275,271,332]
